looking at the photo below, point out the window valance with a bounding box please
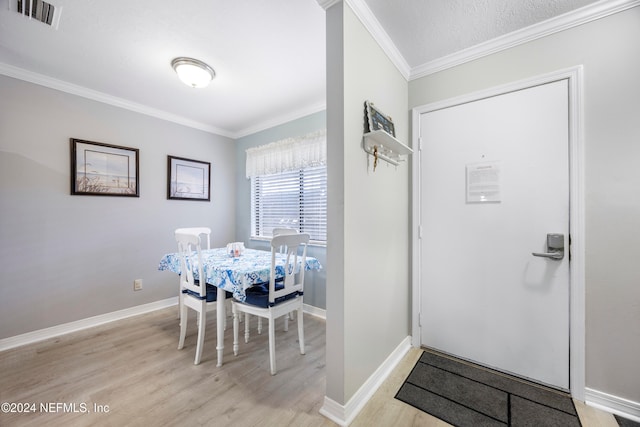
[245,129,326,178]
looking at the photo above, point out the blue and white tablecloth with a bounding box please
[158,247,321,302]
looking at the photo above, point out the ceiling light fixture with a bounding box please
[171,57,215,88]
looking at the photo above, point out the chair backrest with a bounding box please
[175,227,211,249]
[272,227,298,254]
[272,227,298,236]
[175,231,206,298]
[269,233,310,305]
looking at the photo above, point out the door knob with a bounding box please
[532,233,564,260]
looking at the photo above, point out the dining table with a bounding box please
[158,247,322,367]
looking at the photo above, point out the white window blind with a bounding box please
[247,129,327,243]
[251,166,327,242]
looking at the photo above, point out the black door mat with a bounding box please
[395,350,581,426]
[615,414,640,427]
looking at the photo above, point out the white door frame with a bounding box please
[411,66,585,400]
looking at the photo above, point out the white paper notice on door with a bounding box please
[466,161,501,203]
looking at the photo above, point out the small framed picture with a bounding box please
[167,155,211,201]
[365,100,395,137]
[71,138,139,197]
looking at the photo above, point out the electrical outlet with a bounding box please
[134,279,143,291]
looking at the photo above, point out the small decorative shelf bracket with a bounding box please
[363,130,413,170]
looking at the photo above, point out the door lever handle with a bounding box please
[532,233,565,260]
[532,250,564,260]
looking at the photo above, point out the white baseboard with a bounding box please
[319,336,412,426]
[0,299,325,353]
[585,387,640,423]
[0,297,178,352]
[303,303,326,319]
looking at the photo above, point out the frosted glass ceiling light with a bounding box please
[171,57,215,88]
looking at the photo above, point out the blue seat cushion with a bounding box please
[244,281,300,308]
[183,281,232,302]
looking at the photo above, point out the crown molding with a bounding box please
[317,0,411,80]
[1,62,326,140]
[409,0,640,80]
[317,0,639,82]
[234,102,327,139]
[316,0,341,10]
[0,62,236,138]
[346,0,411,80]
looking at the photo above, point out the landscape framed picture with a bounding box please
[167,155,211,201]
[71,138,139,197]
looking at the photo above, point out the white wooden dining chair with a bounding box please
[272,227,299,328]
[175,230,229,365]
[175,227,211,249]
[232,233,310,375]
[174,227,211,319]
[249,227,299,336]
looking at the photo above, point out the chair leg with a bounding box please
[269,316,277,375]
[194,307,206,365]
[257,317,263,334]
[232,304,239,356]
[177,282,183,319]
[284,313,289,332]
[244,312,250,343]
[178,298,188,350]
[297,305,305,355]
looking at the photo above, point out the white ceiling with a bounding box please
[364,0,599,69]
[0,0,602,138]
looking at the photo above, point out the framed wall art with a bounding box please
[364,100,395,137]
[167,155,211,201]
[71,138,139,197]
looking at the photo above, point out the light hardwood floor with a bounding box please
[0,306,620,427]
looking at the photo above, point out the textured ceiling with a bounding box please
[0,0,604,137]
[364,0,600,68]
[0,0,326,137]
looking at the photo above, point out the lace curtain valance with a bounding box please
[245,129,326,178]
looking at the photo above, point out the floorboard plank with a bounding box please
[0,307,623,427]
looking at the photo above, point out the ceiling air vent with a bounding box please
[16,0,57,27]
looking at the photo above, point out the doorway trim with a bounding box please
[410,66,585,400]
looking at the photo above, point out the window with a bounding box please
[246,129,327,244]
[251,165,327,243]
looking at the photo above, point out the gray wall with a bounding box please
[326,2,410,404]
[0,75,236,339]
[234,111,327,309]
[408,7,640,404]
